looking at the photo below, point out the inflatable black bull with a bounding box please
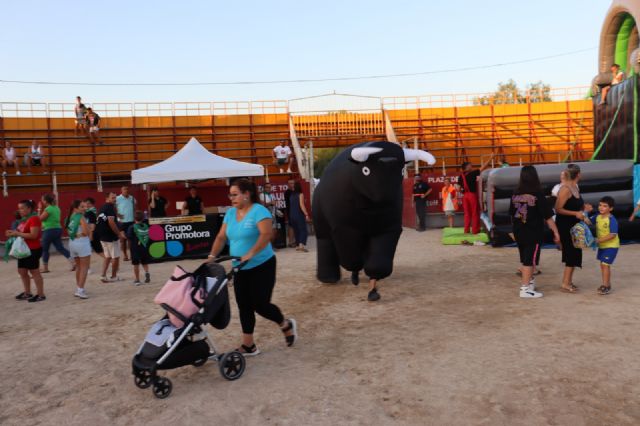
[312,141,435,283]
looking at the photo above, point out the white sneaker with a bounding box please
[2,171,6,176]
[520,278,536,291]
[74,288,89,299]
[286,168,292,173]
[110,276,123,282]
[520,284,543,298]
[16,171,21,176]
[100,276,111,283]
[133,280,142,286]
[87,268,93,275]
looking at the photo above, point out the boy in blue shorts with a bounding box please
[588,196,619,295]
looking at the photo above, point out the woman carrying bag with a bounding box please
[5,200,46,302]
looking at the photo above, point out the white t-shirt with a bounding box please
[31,145,43,159]
[273,145,292,159]
[4,148,16,161]
[259,192,273,205]
[444,194,454,211]
[612,71,625,85]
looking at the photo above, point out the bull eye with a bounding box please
[362,166,370,176]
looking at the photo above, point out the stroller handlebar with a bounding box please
[211,256,249,277]
[213,255,241,263]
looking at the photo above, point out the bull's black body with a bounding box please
[312,141,405,283]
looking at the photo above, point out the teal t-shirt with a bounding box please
[116,194,135,223]
[223,204,274,269]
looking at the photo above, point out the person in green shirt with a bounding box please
[126,211,151,286]
[65,200,92,299]
[39,193,74,273]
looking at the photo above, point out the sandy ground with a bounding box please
[1,230,639,426]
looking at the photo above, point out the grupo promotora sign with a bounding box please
[147,215,215,261]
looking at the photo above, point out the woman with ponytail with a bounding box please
[208,178,297,356]
[65,200,92,299]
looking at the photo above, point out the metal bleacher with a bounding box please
[0,87,595,194]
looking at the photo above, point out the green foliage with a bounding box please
[473,79,552,105]
[314,147,344,178]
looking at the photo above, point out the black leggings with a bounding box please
[233,256,284,334]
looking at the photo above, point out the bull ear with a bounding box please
[403,149,436,165]
[350,147,383,163]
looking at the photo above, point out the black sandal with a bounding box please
[27,295,46,303]
[597,285,612,295]
[235,343,260,357]
[281,318,298,347]
[15,292,33,300]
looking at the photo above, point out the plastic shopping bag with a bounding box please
[3,236,16,262]
[9,237,31,259]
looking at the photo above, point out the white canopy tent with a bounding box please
[131,137,264,184]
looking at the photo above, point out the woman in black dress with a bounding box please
[554,164,590,293]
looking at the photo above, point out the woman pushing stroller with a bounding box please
[208,178,298,356]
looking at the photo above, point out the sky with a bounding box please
[0,0,610,104]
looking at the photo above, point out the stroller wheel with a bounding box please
[192,357,207,367]
[152,377,172,399]
[219,351,246,381]
[133,369,152,389]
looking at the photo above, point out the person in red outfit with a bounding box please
[456,154,494,234]
[5,199,46,302]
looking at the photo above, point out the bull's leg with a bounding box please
[363,231,401,281]
[332,229,365,273]
[316,237,341,283]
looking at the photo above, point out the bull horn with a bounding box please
[403,148,436,165]
[350,147,383,162]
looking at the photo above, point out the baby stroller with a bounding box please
[132,256,246,399]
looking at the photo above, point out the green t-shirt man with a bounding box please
[42,205,62,230]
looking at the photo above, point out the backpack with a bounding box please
[570,222,596,249]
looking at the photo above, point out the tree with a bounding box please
[473,80,552,105]
[526,81,552,103]
[313,147,344,178]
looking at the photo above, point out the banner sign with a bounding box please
[147,214,223,262]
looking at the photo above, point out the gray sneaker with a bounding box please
[133,280,142,286]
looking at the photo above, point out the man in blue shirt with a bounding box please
[116,185,136,261]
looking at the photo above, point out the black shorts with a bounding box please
[119,222,134,233]
[91,237,103,253]
[31,158,42,166]
[18,248,42,270]
[131,246,150,266]
[517,242,541,267]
